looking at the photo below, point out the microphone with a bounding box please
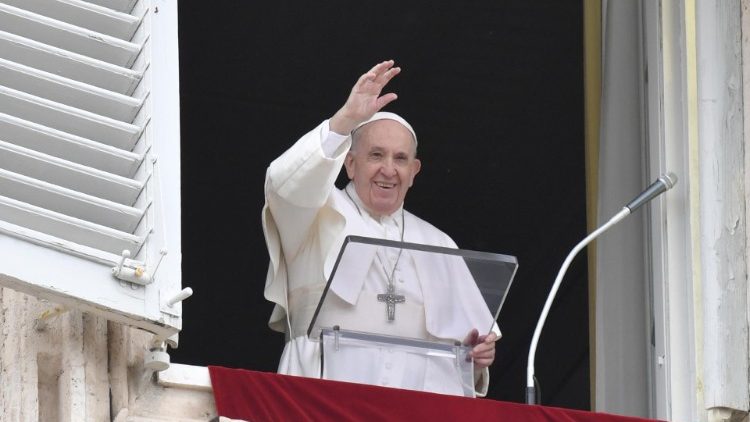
[625,173,678,212]
[525,173,678,405]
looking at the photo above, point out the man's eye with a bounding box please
[369,152,383,159]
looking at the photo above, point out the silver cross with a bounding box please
[377,284,406,321]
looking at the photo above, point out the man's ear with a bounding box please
[409,158,421,186]
[344,152,355,179]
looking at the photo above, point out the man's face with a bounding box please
[344,120,421,217]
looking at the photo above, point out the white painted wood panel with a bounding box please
[0,0,183,344]
[0,140,143,205]
[0,246,155,331]
[0,3,141,67]
[0,0,142,40]
[642,1,700,420]
[0,30,141,95]
[84,0,138,14]
[0,168,143,232]
[0,85,142,151]
[0,112,141,178]
[696,0,749,414]
[0,195,142,254]
[0,58,143,122]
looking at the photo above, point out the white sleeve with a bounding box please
[320,119,350,157]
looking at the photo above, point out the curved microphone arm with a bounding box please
[524,172,677,405]
[525,208,629,404]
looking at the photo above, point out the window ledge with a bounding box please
[157,363,212,392]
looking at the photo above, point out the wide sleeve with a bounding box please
[265,120,350,259]
[262,120,350,332]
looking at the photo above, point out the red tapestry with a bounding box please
[208,366,663,422]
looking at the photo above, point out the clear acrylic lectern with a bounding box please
[308,236,518,397]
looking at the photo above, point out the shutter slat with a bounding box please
[0,30,141,95]
[0,140,143,205]
[0,0,142,41]
[0,58,143,122]
[83,0,138,14]
[0,85,142,151]
[0,113,141,177]
[0,3,141,67]
[0,194,142,254]
[0,169,143,232]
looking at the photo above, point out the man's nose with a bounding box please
[380,158,397,177]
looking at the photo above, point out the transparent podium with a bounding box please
[307,236,518,397]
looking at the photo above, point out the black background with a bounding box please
[175,0,589,408]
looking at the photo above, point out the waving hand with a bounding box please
[330,60,401,134]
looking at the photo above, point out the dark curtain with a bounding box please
[176,0,587,408]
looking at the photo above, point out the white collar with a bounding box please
[344,182,404,225]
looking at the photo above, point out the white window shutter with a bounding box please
[0,0,184,340]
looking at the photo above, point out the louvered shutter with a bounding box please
[0,0,184,339]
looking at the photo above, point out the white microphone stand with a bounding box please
[525,173,677,405]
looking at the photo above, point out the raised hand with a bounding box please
[330,60,401,135]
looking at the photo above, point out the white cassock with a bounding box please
[262,119,499,396]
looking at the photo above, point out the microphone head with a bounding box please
[660,172,678,190]
[625,172,678,213]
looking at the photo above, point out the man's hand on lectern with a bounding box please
[463,328,498,369]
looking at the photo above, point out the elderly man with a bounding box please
[262,60,498,396]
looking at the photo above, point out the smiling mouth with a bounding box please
[375,181,397,189]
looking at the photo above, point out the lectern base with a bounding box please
[320,327,475,397]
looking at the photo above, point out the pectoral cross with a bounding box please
[377,284,405,322]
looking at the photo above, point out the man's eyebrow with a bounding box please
[365,145,413,156]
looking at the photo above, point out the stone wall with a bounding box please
[0,287,217,421]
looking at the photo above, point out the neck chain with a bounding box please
[344,185,405,288]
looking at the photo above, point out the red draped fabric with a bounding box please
[209,366,662,422]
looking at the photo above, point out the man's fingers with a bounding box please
[471,338,496,357]
[463,328,479,346]
[472,346,496,369]
[374,93,398,111]
[359,60,393,85]
[475,331,499,346]
[468,329,498,369]
[379,66,401,82]
[472,341,494,354]
[482,332,498,344]
[357,64,400,90]
[473,348,496,368]
[369,59,395,75]
[331,60,401,134]
[354,71,377,89]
